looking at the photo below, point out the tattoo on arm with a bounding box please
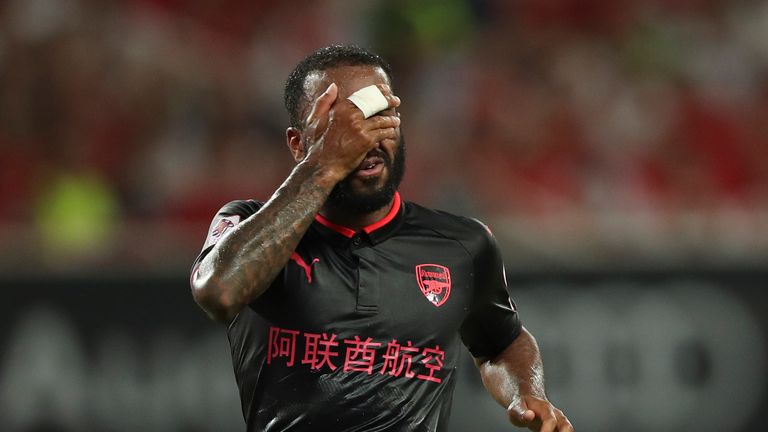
[193,160,334,322]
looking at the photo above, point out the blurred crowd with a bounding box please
[1,0,767,268]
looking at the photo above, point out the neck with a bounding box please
[318,196,396,233]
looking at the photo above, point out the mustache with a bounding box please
[366,147,392,165]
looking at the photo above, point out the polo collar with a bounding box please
[313,192,403,244]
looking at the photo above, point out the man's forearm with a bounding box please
[476,327,546,407]
[191,160,335,322]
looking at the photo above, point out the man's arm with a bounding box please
[475,327,573,432]
[190,83,400,323]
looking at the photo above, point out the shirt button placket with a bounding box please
[351,238,378,314]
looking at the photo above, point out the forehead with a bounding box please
[303,65,390,101]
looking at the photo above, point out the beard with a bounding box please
[325,136,406,216]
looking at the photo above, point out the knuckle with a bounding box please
[351,120,365,133]
[345,105,363,119]
[347,105,362,118]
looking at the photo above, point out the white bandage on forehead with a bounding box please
[346,85,389,119]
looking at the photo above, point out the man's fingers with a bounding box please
[365,115,401,131]
[507,401,535,426]
[524,398,557,432]
[555,409,574,432]
[522,409,536,423]
[307,82,338,124]
[345,84,401,119]
[371,127,398,144]
[559,418,574,432]
[509,397,574,431]
[539,414,558,432]
[375,84,401,110]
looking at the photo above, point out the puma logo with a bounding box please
[290,252,319,283]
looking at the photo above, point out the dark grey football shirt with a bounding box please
[192,193,522,432]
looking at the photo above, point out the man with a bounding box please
[190,44,573,432]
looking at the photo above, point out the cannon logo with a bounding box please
[415,264,451,307]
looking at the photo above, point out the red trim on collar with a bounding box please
[314,213,356,238]
[363,192,401,234]
[314,192,401,238]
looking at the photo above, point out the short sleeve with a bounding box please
[190,200,263,271]
[459,220,522,359]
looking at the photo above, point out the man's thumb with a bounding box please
[307,83,337,124]
[507,400,535,425]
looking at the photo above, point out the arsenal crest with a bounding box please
[415,264,451,307]
[212,218,235,238]
[204,215,240,248]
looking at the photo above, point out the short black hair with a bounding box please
[284,44,393,128]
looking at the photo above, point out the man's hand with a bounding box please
[193,82,399,323]
[474,328,574,431]
[301,82,401,184]
[507,394,573,432]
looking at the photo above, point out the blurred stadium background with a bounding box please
[1,0,766,431]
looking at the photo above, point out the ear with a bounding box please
[286,127,305,162]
